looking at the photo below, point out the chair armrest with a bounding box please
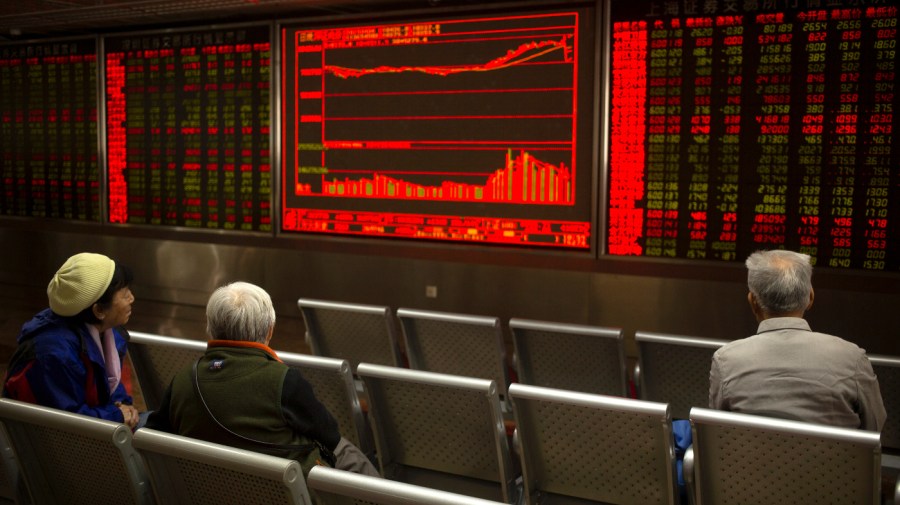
[683,445,695,505]
[632,362,641,398]
[894,473,899,505]
[511,427,519,460]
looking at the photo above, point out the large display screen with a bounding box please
[281,6,596,248]
[607,2,898,270]
[0,39,100,220]
[105,25,272,231]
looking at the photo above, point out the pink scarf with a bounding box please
[86,325,122,393]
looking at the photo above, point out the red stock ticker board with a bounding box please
[0,39,100,221]
[105,25,272,231]
[281,7,595,249]
[608,2,898,271]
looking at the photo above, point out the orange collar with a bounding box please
[206,339,283,363]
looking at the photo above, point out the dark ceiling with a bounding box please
[0,0,466,41]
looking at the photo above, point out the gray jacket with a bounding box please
[710,317,886,431]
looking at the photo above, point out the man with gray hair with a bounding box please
[147,281,378,477]
[709,250,886,431]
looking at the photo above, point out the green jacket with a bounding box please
[148,340,340,472]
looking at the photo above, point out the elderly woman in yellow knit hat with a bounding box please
[3,252,141,429]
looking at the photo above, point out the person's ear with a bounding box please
[806,288,815,312]
[747,292,763,321]
[92,303,105,321]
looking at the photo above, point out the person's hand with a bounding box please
[116,402,140,429]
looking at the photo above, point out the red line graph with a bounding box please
[326,38,572,79]
[282,10,592,247]
[286,12,583,210]
[324,114,572,121]
[327,87,574,98]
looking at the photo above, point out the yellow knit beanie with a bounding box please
[47,253,116,317]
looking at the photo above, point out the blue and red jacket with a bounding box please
[2,308,133,422]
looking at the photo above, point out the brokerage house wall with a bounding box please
[1,225,895,356]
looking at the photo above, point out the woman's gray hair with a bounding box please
[205,282,276,343]
[745,250,813,316]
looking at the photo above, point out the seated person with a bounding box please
[710,249,886,431]
[146,281,377,477]
[3,252,141,429]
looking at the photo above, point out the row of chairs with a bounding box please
[126,332,514,501]
[360,362,893,505]
[298,298,900,452]
[299,298,631,407]
[1,358,894,505]
[125,331,899,504]
[0,396,510,505]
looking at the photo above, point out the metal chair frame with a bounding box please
[868,353,900,453]
[307,465,509,505]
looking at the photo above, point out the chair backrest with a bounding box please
[0,398,154,505]
[687,407,881,505]
[510,318,627,396]
[307,465,509,505]
[356,363,516,503]
[396,308,510,396]
[635,331,728,419]
[298,298,402,370]
[869,354,900,452]
[278,351,373,458]
[132,427,311,505]
[128,331,206,410]
[509,383,677,505]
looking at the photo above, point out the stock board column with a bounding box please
[71,52,98,219]
[243,41,272,227]
[748,13,792,249]
[824,9,863,268]
[44,54,60,217]
[608,19,647,255]
[641,20,671,255]
[684,17,712,260]
[160,48,178,224]
[27,51,49,217]
[646,19,682,257]
[178,46,207,224]
[796,10,827,263]
[105,48,127,222]
[859,6,897,270]
[710,15,743,261]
